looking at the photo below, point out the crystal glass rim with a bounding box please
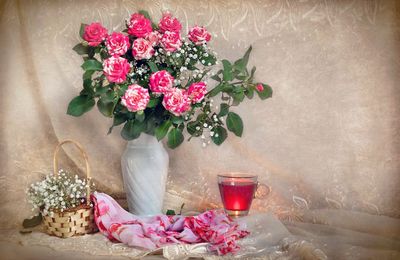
[217,173,257,179]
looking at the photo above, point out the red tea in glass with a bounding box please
[218,174,258,216]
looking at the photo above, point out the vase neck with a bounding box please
[127,134,161,148]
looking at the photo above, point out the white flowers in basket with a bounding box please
[26,169,94,217]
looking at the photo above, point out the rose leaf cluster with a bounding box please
[67,10,272,149]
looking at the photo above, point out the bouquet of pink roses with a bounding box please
[68,10,272,148]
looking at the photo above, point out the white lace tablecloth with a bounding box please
[0,213,328,259]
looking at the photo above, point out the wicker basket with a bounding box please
[42,139,97,238]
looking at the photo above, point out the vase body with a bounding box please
[121,134,169,215]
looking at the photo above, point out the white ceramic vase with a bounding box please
[121,134,169,215]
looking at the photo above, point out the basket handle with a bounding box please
[53,139,91,206]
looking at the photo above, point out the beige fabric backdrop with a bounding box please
[0,0,399,231]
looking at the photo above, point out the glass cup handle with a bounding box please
[254,182,271,199]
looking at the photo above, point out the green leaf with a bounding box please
[108,114,126,134]
[171,116,184,125]
[211,126,228,145]
[97,97,115,117]
[218,103,230,117]
[83,70,95,81]
[245,87,254,99]
[257,84,273,100]
[81,59,103,71]
[233,59,245,72]
[167,127,184,149]
[222,60,233,81]
[95,86,109,95]
[166,209,176,215]
[242,45,252,68]
[148,61,158,72]
[222,83,234,93]
[155,120,172,141]
[73,43,90,55]
[114,114,126,126]
[147,97,160,108]
[187,121,202,137]
[67,95,95,116]
[211,74,222,82]
[83,78,92,89]
[207,83,223,97]
[138,10,151,20]
[135,111,145,122]
[201,53,217,66]
[145,115,158,135]
[22,214,42,228]
[226,112,243,137]
[121,120,143,140]
[118,84,129,96]
[249,66,256,81]
[82,79,95,96]
[79,23,87,39]
[232,91,245,105]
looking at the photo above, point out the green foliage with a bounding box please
[155,120,172,141]
[187,121,202,137]
[257,84,273,100]
[166,209,176,215]
[135,111,145,122]
[108,114,126,134]
[22,214,42,228]
[79,23,87,39]
[211,126,228,145]
[218,103,229,117]
[207,83,223,97]
[167,127,184,149]
[73,43,90,55]
[148,61,158,72]
[68,12,272,149]
[97,91,115,117]
[222,60,233,81]
[81,59,102,71]
[121,120,144,140]
[138,10,151,20]
[147,97,160,108]
[226,112,243,137]
[67,95,95,116]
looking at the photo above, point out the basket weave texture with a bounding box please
[42,139,97,238]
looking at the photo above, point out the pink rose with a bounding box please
[106,32,130,56]
[103,56,131,83]
[83,22,108,47]
[121,84,150,112]
[149,70,174,94]
[127,13,153,38]
[132,38,154,60]
[187,82,207,103]
[160,31,182,52]
[256,83,264,92]
[162,88,191,116]
[145,31,161,46]
[188,26,211,45]
[158,13,182,33]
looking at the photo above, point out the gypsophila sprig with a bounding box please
[68,10,272,149]
[26,170,95,217]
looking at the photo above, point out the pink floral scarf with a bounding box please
[92,192,249,255]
